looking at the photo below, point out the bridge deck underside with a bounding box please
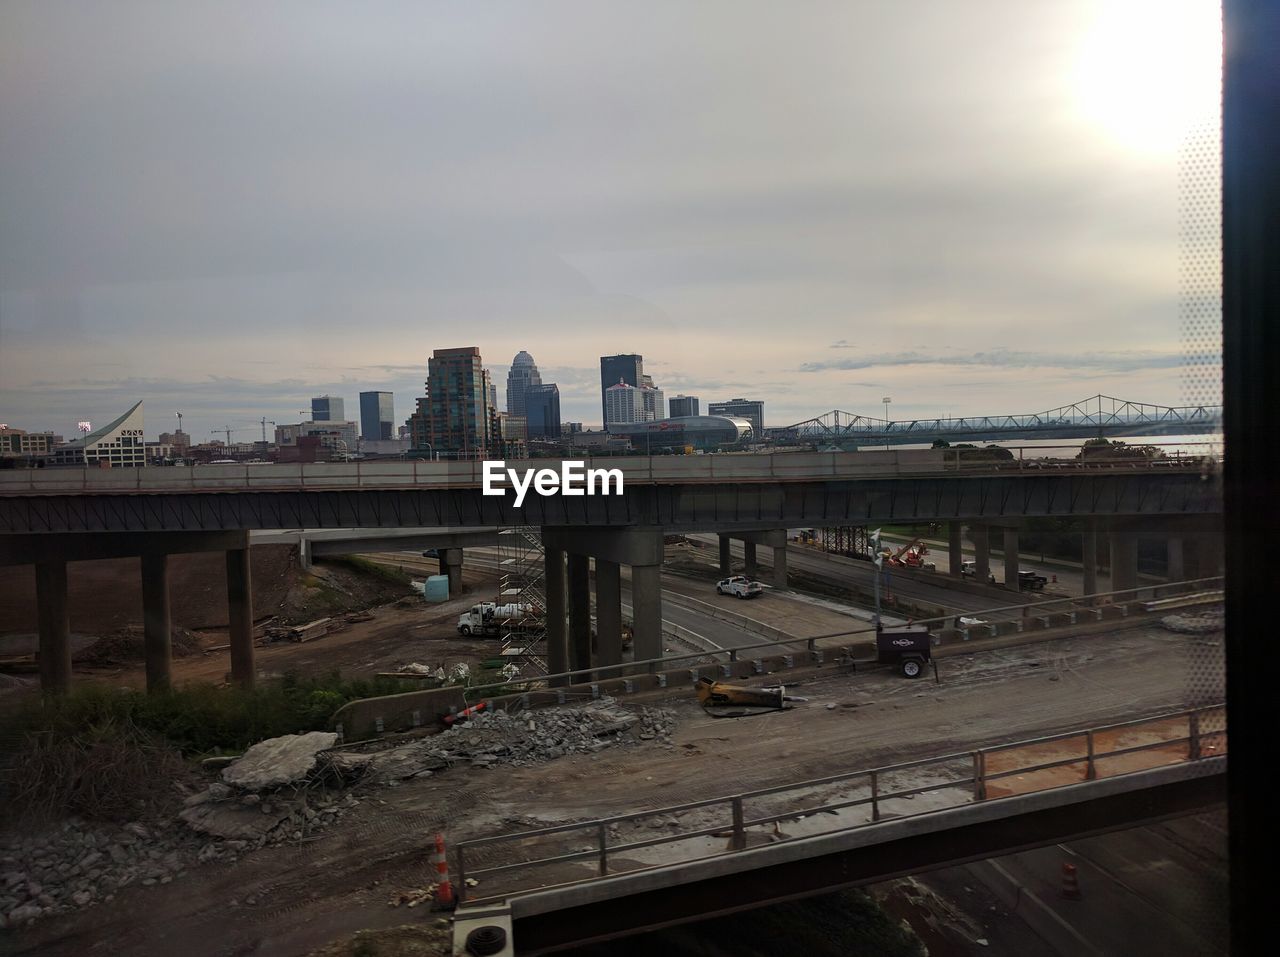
[0,473,1221,534]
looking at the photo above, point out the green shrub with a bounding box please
[0,671,420,759]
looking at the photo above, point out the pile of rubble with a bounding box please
[334,698,676,784]
[2,699,675,929]
[0,819,205,929]
[179,732,360,845]
[1159,607,1225,634]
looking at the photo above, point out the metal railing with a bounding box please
[454,703,1226,905]
[457,575,1223,699]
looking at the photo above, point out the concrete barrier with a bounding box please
[330,686,468,740]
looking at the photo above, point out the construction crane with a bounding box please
[211,427,250,445]
[260,418,276,442]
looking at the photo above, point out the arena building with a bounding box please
[605,414,753,452]
[52,401,146,468]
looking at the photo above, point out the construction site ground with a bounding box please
[3,618,1225,957]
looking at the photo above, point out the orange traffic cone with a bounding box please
[1061,862,1081,900]
[433,833,455,908]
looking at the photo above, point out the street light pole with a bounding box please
[882,397,892,448]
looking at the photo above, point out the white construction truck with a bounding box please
[457,602,539,637]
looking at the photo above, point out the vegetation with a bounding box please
[1,672,421,759]
[1077,437,1163,459]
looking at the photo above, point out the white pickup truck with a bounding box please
[716,576,764,599]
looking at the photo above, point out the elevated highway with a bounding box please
[0,451,1222,696]
[0,451,1221,534]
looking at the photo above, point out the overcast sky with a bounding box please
[0,1,1222,439]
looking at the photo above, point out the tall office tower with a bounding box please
[641,385,664,422]
[359,391,395,441]
[669,394,700,417]
[487,378,498,413]
[505,351,543,417]
[599,354,644,425]
[605,380,647,425]
[525,383,562,438]
[419,347,496,458]
[708,398,765,438]
[311,395,344,422]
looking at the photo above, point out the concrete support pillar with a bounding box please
[948,522,963,577]
[718,534,732,576]
[743,541,758,578]
[35,560,71,695]
[567,553,591,677]
[1003,526,1020,591]
[1167,537,1186,583]
[1083,519,1099,600]
[631,563,663,663]
[1200,532,1225,577]
[141,553,173,692]
[439,548,464,596]
[544,546,568,684]
[298,536,312,571]
[226,547,256,689]
[772,543,788,587]
[594,559,623,670]
[972,524,991,584]
[1110,530,1140,596]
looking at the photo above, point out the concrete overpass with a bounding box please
[451,707,1226,955]
[0,451,1222,696]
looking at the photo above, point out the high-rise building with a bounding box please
[414,347,496,458]
[642,385,664,422]
[669,395,700,417]
[488,378,498,413]
[311,395,344,421]
[599,354,644,426]
[505,351,543,417]
[605,380,647,425]
[359,391,395,441]
[708,398,764,438]
[525,383,562,438]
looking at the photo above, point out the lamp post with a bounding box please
[882,397,892,448]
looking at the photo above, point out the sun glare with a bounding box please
[1072,0,1222,156]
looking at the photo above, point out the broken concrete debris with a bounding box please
[3,698,672,931]
[221,731,338,790]
[1159,607,1224,634]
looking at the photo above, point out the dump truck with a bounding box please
[875,624,933,678]
[457,601,539,637]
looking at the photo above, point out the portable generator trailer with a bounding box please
[874,624,933,679]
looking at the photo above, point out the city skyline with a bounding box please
[0,1,1221,440]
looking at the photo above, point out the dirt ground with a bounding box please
[0,548,505,691]
[2,623,1223,957]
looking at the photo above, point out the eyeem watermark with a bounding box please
[482,461,624,507]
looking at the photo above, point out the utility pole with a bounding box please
[870,527,883,630]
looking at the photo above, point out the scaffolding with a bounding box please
[496,526,548,678]
[821,526,871,560]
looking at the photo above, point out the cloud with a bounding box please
[799,349,1192,374]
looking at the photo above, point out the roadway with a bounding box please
[364,548,865,653]
[688,533,998,614]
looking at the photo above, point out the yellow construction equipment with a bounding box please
[695,676,806,716]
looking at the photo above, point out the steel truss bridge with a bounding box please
[773,395,1223,446]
